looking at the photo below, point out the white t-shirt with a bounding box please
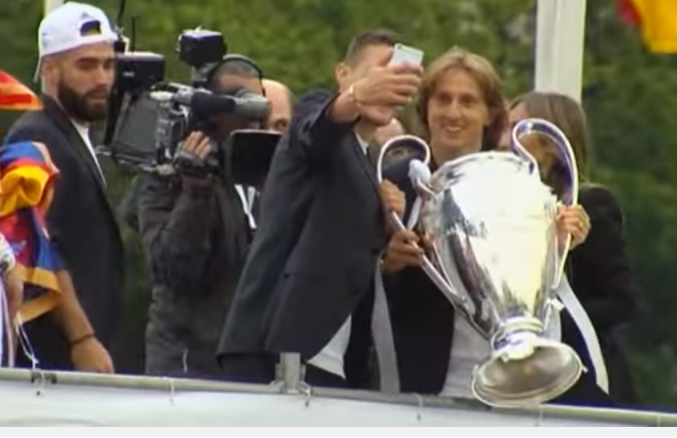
[307,132,370,378]
[71,120,105,184]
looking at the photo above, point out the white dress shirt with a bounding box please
[71,120,105,184]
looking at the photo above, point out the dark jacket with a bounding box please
[136,170,250,378]
[217,89,389,387]
[562,184,638,404]
[3,95,124,369]
[380,158,456,394]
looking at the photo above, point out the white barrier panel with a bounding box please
[0,368,673,426]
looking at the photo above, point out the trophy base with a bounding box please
[471,334,583,408]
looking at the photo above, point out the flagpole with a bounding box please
[534,0,588,102]
[44,0,64,15]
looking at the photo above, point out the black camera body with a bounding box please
[177,29,226,87]
[103,28,276,181]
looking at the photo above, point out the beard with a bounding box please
[56,80,109,122]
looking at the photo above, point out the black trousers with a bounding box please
[217,353,348,388]
[305,364,347,388]
[13,315,72,371]
[218,353,277,384]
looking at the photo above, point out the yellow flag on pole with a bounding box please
[620,0,677,53]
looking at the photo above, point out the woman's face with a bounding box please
[503,102,557,173]
[426,68,490,162]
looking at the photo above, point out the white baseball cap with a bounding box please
[34,2,117,80]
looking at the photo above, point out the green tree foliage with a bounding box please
[1,0,677,408]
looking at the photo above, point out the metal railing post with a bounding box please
[276,353,305,393]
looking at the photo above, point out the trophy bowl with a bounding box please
[376,119,584,408]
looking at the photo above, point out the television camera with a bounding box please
[103,20,279,184]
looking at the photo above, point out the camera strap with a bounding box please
[235,184,257,230]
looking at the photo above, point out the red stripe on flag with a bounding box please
[0,95,42,110]
[617,0,641,27]
[0,69,42,110]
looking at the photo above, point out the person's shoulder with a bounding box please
[6,108,50,133]
[291,88,335,118]
[294,88,334,107]
[579,182,623,221]
[3,109,59,148]
[580,182,620,208]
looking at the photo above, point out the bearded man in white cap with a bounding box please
[4,2,122,373]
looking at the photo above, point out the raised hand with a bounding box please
[351,61,423,108]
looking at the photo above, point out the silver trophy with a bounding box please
[376,119,583,407]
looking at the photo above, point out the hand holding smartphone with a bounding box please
[388,44,424,107]
[389,43,425,68]
[341,43,424,110]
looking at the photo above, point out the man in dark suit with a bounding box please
[3,2,122,372]
[217,29,421,387]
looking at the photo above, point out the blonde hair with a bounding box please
[416,47,507,151]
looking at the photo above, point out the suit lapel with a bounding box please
[366,141,381,170]
[349,134,380,201]
[41,96,116,229]
[42,96,107,190]
[348,134,389,231]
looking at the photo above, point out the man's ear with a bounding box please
[334,62,351,89]
[40,55,60,82]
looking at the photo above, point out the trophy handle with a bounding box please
[375,135,471,313]
[511,118,580,288]
[376,135,433,233]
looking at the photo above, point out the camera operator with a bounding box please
[136,55,266,378]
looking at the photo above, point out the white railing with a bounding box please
[0,354,674,427]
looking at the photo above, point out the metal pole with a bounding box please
[276,353,304,393]
[534,0,588,102]
[44,0,64,15]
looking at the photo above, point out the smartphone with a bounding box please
[389,43,424,67]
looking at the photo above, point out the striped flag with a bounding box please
[0,141,62,323]
[0,70,41,111]
[618,0,677,53]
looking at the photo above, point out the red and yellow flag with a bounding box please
[0,141,62,323]
[0,70,42,111]
[618,0,677,53]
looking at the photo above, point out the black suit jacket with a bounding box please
[217,90,388,384]
[381,158,456,394]
[4,96,124,368]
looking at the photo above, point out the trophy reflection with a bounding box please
[376,119,583,408]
